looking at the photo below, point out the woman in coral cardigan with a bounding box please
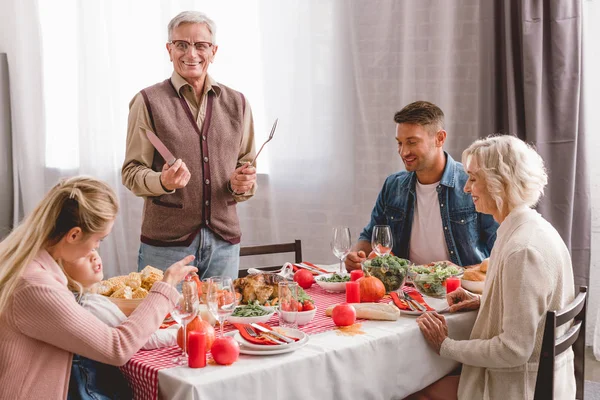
[0,176,197,399]
[411,135,576,400]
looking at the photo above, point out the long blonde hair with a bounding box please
[0,176,119,315]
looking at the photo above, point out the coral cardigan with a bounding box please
[0,250,179,399]
[440,206,576,400]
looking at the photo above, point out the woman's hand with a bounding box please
[446,287,480,313]
[416,312,448,354]
[162,255,197,286]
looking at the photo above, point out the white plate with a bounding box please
[227,306,275,325]
[231,327,308,350]
[314,273,351,293]
[393,294,450,316]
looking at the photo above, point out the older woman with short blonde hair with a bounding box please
[411,135,576,400]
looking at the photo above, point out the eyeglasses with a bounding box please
[169,40,213,53]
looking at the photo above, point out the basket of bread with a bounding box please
[461,259,488,294]
[95,265,163,316]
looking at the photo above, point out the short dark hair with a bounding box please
[393,101,444,134]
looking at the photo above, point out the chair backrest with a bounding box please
[534,286,587,400]
[238,240,302,278]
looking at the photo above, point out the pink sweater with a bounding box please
[0,250,179,399]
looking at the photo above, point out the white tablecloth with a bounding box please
[157,263,477,400]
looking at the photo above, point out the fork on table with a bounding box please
[243,325,285,344]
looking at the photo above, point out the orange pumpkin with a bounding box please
[358,276,385,302]
[177,317,216,352]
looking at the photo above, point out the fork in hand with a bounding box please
[249,118,278,166]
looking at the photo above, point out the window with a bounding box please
[38,0,269,172]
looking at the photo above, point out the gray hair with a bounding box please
[167,11,217,44]
[462,134,548,213]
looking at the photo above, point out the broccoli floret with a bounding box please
[363,255,410,292]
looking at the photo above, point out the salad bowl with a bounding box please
[408,262,464,298]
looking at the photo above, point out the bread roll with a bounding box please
[462,269,486,282]
[480,258,489,273]
[325,302,400,321]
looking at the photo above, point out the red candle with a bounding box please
[346,281,360,303]
[188,331,206,368]
[445,277,461,294]
[350,270,364,281]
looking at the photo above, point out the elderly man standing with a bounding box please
[122,11,256,280]
[345,101,498,270]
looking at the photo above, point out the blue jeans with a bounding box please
[138,227,240,280]
[68,354,132,400]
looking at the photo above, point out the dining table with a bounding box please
[121,264,477,400]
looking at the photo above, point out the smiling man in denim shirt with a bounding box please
[345,101,498,270]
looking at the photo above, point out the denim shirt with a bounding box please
[359,153,498,266]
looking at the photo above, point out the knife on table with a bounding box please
[250,323,295,344]
[145,130,176,166]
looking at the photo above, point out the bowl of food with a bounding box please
[227,302,276,325]
[361,255,411,293]
[409,262,464,298]
[314,273,351,293]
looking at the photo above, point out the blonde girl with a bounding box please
[0,176,196,399]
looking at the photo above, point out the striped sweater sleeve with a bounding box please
[12,281,178,366]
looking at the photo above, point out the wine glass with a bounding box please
[207,276,237,338]
[371,225,393,257]
[170,277,199,365]
[331,226,352,274]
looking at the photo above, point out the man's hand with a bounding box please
[229,163,256,194]
[416,312,448,354]
[160,159,191,191]
[446,287,480,313]
[345,250,367,271]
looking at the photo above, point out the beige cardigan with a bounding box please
[0,249,179,399]
[440,206,576,400]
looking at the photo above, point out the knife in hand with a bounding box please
[145,130,176,166]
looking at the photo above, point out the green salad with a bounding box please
[319,273,350,283]
[362,255,410,292]
[231,301,271,317]
[409,262,463,298]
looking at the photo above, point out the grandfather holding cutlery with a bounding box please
[145,130,176,166]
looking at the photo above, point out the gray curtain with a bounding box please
[0,54,13,240]
[492,0,590,287]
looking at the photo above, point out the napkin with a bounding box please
[233,323,299,346]
[390,288,434,312]
[160,313,178,329]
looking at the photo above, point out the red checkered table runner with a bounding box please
[121,284,418,400]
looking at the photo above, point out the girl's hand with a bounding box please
[162,255,197,286]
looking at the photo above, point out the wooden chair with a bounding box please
[238,240,302,278]
[534,286,587,400]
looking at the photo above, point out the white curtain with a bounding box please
[2,0,598,347]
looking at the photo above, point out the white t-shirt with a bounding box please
[409,180,451,265]
[81,293,177,350]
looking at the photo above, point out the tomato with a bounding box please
[293,269,314,289]
[297,302,304,312]
[210,337,240,365]
[332,303,356,327]
[303,300,315,311]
